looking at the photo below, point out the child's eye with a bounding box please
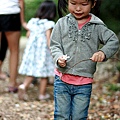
[70,1,76,5]
[82,3,88,6]
[70,2,76,5]
[82,2,89,6]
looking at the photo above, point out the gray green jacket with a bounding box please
[50,13,119,78]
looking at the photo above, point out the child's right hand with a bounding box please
[58,56,67,67]
[22,22,28,30]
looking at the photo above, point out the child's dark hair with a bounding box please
[58,0,102,17]
[35,0,56,20]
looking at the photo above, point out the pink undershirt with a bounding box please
[55,15,93,85]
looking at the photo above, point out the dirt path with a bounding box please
[0,37,120,120]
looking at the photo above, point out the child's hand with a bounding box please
[26,31,30,38]
[58,55,69,67]
[22,22,28,30]
[90,51,105,62]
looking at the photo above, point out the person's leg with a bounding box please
[0,60,5,80]
[71,84,92,120]
[39,77,48,95]
[54,75,71,120]
[23,76,34,88]
[38,77,50,100]
[0,32,8,61]
[0,32,8,80]
[0,32,1,47]
[18,76,34,100]
[5,31,20,88]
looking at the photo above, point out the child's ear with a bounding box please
[92,0,97,8]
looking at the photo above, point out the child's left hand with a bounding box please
[90,51,105,62]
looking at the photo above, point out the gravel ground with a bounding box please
[0,37,120,120]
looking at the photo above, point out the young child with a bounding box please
[18,0,56,100]
[50,0,119,119]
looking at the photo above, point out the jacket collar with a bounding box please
[66,13,105,25]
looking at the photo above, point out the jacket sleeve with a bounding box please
[98,25,119,60]
[50,19,64,68]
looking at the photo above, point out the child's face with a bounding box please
[68,0,96,20]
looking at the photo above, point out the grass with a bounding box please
[106,83,120,91]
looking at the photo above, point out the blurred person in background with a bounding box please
[0,0,27,93]
[18,0,56,101]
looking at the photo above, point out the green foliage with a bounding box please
[100,0,120,34]
[106,83,120,91]
[25,0,43,22]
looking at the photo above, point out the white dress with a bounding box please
[19,18,55,77]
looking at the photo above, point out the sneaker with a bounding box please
[18,84,28,101]
[38,94,50,100]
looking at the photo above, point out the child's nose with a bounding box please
[76,5,81,11]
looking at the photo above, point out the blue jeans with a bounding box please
[54,75,92,120]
